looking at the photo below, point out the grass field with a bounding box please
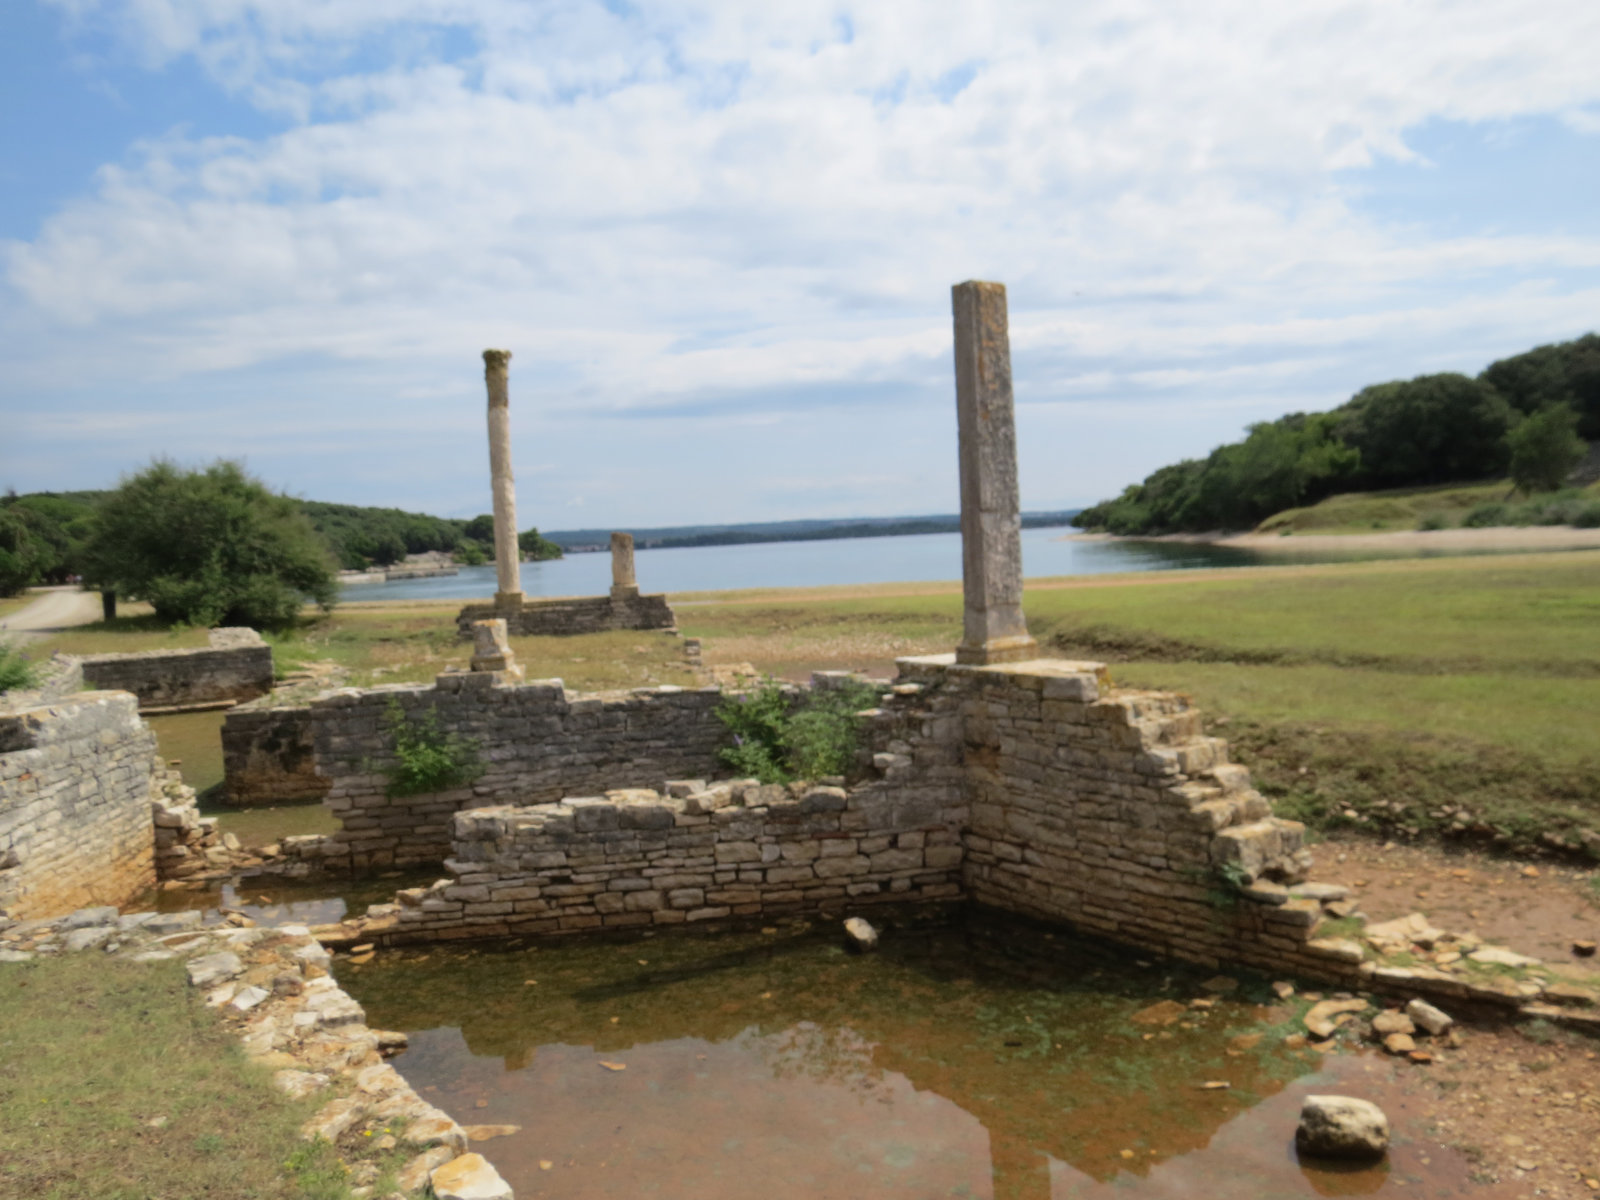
[0,953,395,1200]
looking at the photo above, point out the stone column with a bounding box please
[609,532,638,600]
[482,349,523,609]
[951,281,1037,665]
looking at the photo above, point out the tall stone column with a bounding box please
[951,281,1037,665]
[609,532,638,600]
[482,349,524,609]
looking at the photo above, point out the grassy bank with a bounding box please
[1257,478,1600,535]
[0,954,390,1199]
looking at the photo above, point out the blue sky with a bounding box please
[3,1,1599,526]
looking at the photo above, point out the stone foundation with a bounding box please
[79,627,274,710]
[0,692,157,919]
[454,591,676,639]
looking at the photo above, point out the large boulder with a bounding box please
[431,1152,514,1200]
[1295,1095,1390,1161]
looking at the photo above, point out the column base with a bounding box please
[609,585,640,602]
[955,635,1040,666]
[493,591,525,610]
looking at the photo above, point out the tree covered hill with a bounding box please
[1074,333,1599,536]
[0,486,561,594]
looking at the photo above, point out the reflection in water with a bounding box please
[140,872,435,929]
[342,913,1487,1199]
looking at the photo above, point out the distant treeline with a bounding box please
[548,511,1082,552]
[0,489,561,595]
[1074,333,1600,536]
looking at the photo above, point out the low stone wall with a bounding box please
[887,655,1356,981]
[455,591,675,639]
[78,627,274,710]
[377,775,964,941]
[284,674,728,872]
[0,691,157,919]
[221,705,328,807]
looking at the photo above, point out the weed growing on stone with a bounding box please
[380,699,483,797]
[715,677,880,783]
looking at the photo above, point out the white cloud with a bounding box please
[5,0,1600,520]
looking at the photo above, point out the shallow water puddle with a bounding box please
[343,914,1490,1199]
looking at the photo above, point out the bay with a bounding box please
[347,528,1264,601]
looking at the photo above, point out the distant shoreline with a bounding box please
[1064,526,1600,552]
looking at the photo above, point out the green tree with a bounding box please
[1338,373,1514,487]
[517,527,563,561]
[1507,405,1586,495]
[463,514,496,543]
[81,460,337,630]
[0,506,46,596]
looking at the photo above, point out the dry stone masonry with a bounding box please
[0,691,157,918]
[377,772,965,942]
[78,627,274,711]
[273,674,728,872]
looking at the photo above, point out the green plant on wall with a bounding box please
[715,677,881,784]
[380,699,483,798]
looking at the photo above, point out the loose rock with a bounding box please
[1296,1095,1390,1161]
[843,916,878,952]
[431,1153,514,1200]
[1405,997,1454,1036]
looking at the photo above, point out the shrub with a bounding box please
[0,640,37,692]
[1415,512,1449,531]
[380,699,482,797]
[715,677,881,784]
[1572,500,1600,529]
[1461,502,1510,528]
[1508,404,1586,494]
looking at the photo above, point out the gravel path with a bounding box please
[0,587,104,642]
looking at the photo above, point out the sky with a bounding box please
[2,1,1599,527]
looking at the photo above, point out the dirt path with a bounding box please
[0,587,104,641]
[1318,835,1600,963]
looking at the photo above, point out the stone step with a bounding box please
[1211,817,1307,883]
[1198,763,1252,795]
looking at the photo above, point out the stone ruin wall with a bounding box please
[317,656,1360,985]
[280,673,728,873]
[221,705,330,807]
[453,592,676,639]
[78,627,274,710]
[889,656,1361,983]
[0,691,158,919]
[382,774,965,942]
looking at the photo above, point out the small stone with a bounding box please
[1371,1011,1416,1038]
[1574,941,1597,958]
[464,1124,521,1142]
[843,917,878,952]
[398,1147,455,1193]
[431,1153,514,1200]
[1270,981,1295,1000]
[185,951,243,989]
[1304,998,1366,1039]
[1405,998,1453,1036]
[230,985,271,1012]
[1296,1095,1389,1161]
[1382,1032,1416,1055]
[1200,975,1238,994]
